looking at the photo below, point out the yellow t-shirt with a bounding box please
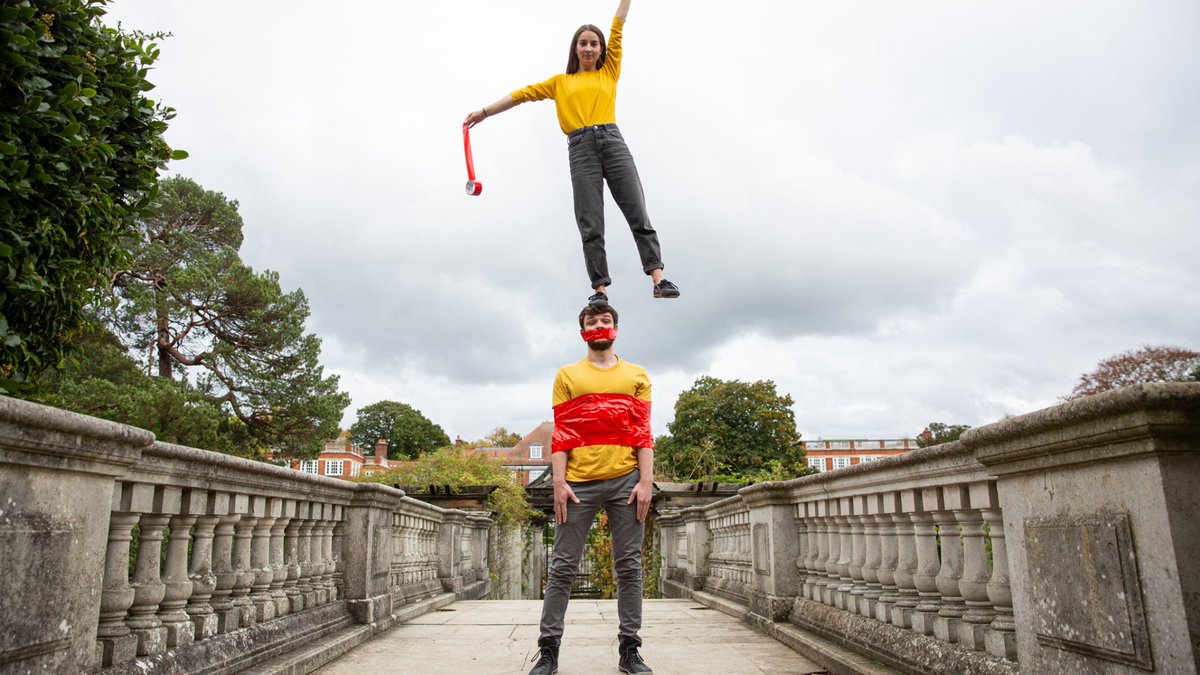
[511,16,624,135]
[552,357,651,483]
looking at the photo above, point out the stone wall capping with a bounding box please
[963,382,1200,475]
[0,394,153,474]
[738,480,795,507]
[783,442,990,503]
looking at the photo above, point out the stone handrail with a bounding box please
[660,382,1200,674]
[0,397,492,674]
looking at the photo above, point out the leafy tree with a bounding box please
[350,400,451,460]
[1063,345,1200,401]
[916,422,971,448]
[469,427,523,448]
[358,445,533,528]
[656,376,804,482]
[1190,365,1200,382]
[101,176,348,457]
[42,322,259,456]
[1,2,184,394]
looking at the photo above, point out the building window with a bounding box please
[300,460,318,474]
[350,463,360,476]
[884,439,907,448]
[529,468,546,482]
[530,444,543,460]
[804,441,825,450]
[832,457,851,470]
[858,456,878,463]
[829,441,850,449]
[855,440,879,450]
[326,460,344,477]
[807,457,825,472]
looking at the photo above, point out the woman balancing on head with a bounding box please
[463,0,679,308]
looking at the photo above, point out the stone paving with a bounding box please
[315,599,828,675]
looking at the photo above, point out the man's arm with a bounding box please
[552,450,579,525]
[627,447,654,523]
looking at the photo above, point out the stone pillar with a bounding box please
[230,497,258,627]
[210,513,241,633]
[681,507,711,591]
[159,502,198,649]
[185,491,226,641]
[967,383,1200,673]
[833,499,854,610]
[860,494,883,618]
[438,510,466,594]
[296,505,317,608]
[332,517,346,599]
[283,508,304,613]
[0,398,149,673]
[873,491,900,624]
[343,484,402,624]
[800,502,822,601]
[957,482,998,651]
[270,501,294,617]
[981,505,1016,660]
[909,488,943,636]
[820,500,841,606]
[250,497,279,622]
[890,509,920,629]
[806,502,828,602]
[932,484,967,643]
[657,510,681,596]
[847,499,869,615]
[743,483,800,622]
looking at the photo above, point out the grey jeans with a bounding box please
[539,468,646,642]
[567,124,664,289]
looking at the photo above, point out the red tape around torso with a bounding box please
[552,393,653,452]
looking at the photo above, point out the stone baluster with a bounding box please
[333,518,346,598]
[95,511,140,668]
[298,509,318,607]
[806,502,827,602]
[185,509,221,641]
[250,497,279,622]
[890,506,920,629]
[820,500,840,606]
[321,508,339,601]
[270,501,295,617]
[873,491,900,624]
[955,482,996,651]
[847,498,869,615]
[316,511,334,604]
[832,500,854,609]
[159,498,198,649]
[283,506,304,613]
[211,513,241,632]
[800,502,821,601]
[860,494,883,618]
[933,485,967,643]
[127,511,171,655]
[981,506,1017,660]
[910,487,943,636]
[231,502,258,627]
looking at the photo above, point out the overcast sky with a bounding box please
[103,1,1200,443]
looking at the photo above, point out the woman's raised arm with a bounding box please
[463,95,520,128]
[616,0,631,23]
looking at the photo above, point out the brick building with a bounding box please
[470,421,554,485]
[802,438,918,473]
[278,436,392,481]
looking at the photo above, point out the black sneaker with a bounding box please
[588,291,610,307]
[652,279,680,299]
[529,638,559,675]
[618,638,652,674]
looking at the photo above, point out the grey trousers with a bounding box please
[539,469,645,642]
[567,124,664,289]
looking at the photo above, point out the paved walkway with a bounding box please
[315,599,827,675]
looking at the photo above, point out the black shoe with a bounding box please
[618,637,652,674]
[529,637,559,675]
[652,279,680,299]
[588,291,610,307]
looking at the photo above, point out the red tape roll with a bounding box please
[463,124,482,197]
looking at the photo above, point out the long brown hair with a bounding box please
[566,24,607,75]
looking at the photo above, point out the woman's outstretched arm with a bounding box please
[464,95,520,128]
[616,0,631,23]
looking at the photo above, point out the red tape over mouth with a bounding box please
[581,327,618,342]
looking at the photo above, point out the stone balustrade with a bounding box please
[661,382,1200,674]
[0,397,492,674]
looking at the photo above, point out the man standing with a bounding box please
[530,304,654,675]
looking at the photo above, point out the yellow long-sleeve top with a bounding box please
[511,16,624,135]
[551,357,652,483]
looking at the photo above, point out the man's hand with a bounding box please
[554,481,580,524]
[627,479,653,523]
